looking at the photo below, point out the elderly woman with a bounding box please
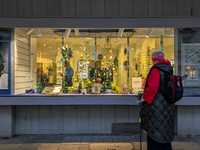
[140,51,175,150]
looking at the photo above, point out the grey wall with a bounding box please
[15,105,139,134]
[0,0,200,18]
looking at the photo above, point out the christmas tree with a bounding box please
[105,75,111,87]
[37,82,43,94]
[78,82,82,94]
[101,82,107,93]
[113,57,118,71]
[63,82,68,93]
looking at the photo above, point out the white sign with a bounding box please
[132,77,142,89]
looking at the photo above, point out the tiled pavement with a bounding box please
[0,133,200,150]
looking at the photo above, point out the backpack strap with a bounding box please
[151,66,171,75]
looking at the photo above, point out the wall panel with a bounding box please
[193,0,200,16]
[119,0,133,17]
[14,29,31,94]
[2,0,17,16]
[76,0,90,17]
[163,0,177,16]
[62,0,76,17]
[148,0,162,16]
[134,0,148,16]
[90,0,104,17]
[33,0,46,16]
[18,0,32,17]
[105,0,119,17]
[47,0,62,16]
[178,0,192,16]
[0,0,2,16]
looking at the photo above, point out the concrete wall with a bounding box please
[15,105,139,134]
[177,106,200,136]
[0,0,200,18]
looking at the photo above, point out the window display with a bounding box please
[11,28,175,96]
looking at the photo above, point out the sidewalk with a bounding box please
[0,133,200,150]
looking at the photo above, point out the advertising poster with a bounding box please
[0,40,9,89]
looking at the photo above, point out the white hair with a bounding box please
[152,51,165,58]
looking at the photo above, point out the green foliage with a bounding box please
[63,82,68,93]
[101,82,107,93]
[61,45,73,61]
[113,57,118,71]
[111,82,119,94]
[46,64,54,71]
[37,82,43,94]
[78,82,82,94]
[105,75,111,87]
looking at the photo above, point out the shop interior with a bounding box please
[15,28,174,95]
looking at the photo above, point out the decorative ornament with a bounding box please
[92,79,96,82]
[87,54,90,58]
[78,82,82,94]
[115,73,118,76]
[80,61,83,64]
[63,82,68,93]
[82,47,87,53]
[105,42,111,49]
[109,73,112,76]
[103,73,106,76]
[83,73,86,76]
[80,54,84,59]
[112,62,115,66]
[112,67,116,71]
[100,67,103,71]
[74,79,77,82]
[61,45,73,61]
[77,73,80,76]
[87,79,90,82]
[109,55,113,60]
[83,67,86,70]
[83,42,87,46]
[101,49,107,55]
[101,62,104,66]
[87,61,90,65]
[103,55,106,60]
[80,79,83,82]
[89,68,92,71]
[98,73,101,76]
[109,49,113,54]
[37,82,43,94]
[98,54,103,60]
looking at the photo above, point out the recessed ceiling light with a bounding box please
[49,47,51,48]
[86,37,93,40]
[115,42,119,44]
[131,48,134,50]
[43,44,46,46]
[53,49,55,51]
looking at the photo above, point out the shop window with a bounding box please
[12,28,175,95]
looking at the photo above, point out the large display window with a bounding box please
[9,28,175,95]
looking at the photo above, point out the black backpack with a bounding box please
[152,66,187,103]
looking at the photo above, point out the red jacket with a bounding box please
[143,60,171,104]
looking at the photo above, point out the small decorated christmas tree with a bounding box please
[105,75,111,88]
[63,82,68,93]
[113,57,118,71]
[78,82,82,94]
[37,82,43,94]
[101,82,107,93]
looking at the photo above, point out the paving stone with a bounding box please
[132,142,147,150]
[99,136,118,142]
[38,143,61,150]
[58,143,88,150]
[117,136,135,142]
[171,142,184,150]
[18,144,41,150]
[62,135,82,143]
[90,143,133,150]
[0,144,21,150]
[179,142,200,150]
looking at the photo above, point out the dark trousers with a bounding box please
[147,135,172,150]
